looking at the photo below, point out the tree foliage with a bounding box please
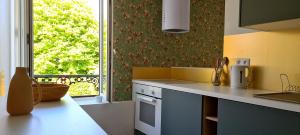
[33,0,108,96]
[33,0,99,75]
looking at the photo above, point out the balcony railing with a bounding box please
[33,74,106,97]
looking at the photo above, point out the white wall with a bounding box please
[81,101,134,135]
[0,0,30,97]
[224,0,257,35]
[0,0,11,95]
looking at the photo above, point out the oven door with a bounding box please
[135,94,161,135]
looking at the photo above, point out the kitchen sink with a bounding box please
[254,92,300,104]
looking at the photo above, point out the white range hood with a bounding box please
[162,0,190,33]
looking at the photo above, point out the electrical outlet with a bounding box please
[236,58,250,66]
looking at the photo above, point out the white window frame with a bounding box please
[21,0,111,101]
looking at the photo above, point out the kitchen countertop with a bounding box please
[0,95,107,135]
[133,79,300,113]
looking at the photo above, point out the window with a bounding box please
[28,0,109,100]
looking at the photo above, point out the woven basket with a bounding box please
[33,84,69,102]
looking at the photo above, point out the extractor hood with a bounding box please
[162,0,190,33]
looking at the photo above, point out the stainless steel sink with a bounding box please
[254,92,300,104]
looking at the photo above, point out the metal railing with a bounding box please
[33,74,106,97]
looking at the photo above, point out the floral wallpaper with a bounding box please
[112,0,225,101]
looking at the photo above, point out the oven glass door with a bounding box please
[135,94,161,135]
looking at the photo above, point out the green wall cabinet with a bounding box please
[161,89,202,135]
[240,0,300,30]
[218,99,300,135]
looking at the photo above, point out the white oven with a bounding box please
[133,83,162,135]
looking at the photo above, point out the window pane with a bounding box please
[140,102,156,127]
[32,0,107,97]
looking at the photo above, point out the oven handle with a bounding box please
[139,96,157,103]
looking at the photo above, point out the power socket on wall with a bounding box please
[235,58,250,66]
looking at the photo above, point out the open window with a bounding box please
[26,0,110,101]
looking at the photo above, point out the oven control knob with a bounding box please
[151,91,155,95]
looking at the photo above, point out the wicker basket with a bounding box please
[33,84,69,102]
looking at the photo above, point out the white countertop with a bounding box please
[0,95,107,135]
[133,79,300,113]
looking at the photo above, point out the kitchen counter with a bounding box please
[0,95,107,135]
[133,79,300,113]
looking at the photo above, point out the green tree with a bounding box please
[33,0,108,96]
[33,0,99,75]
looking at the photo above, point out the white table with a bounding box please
[0,95,107,135]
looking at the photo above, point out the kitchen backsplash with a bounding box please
[224,28,300,91]
[112,0,225,101]
[132,67,213,83]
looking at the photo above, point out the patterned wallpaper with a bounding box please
[112,0,225,101]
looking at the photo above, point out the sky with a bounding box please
[86,0,108,21]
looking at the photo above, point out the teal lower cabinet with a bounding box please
[218,99,300,135]
[161,89,202,135]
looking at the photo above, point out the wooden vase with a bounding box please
[0,71,4,96]
[7,67,38,115]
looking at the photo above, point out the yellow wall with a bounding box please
[133,67,214,83]
[224,28,300,91]
[132,67,171,80]
[171,67,213,83]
